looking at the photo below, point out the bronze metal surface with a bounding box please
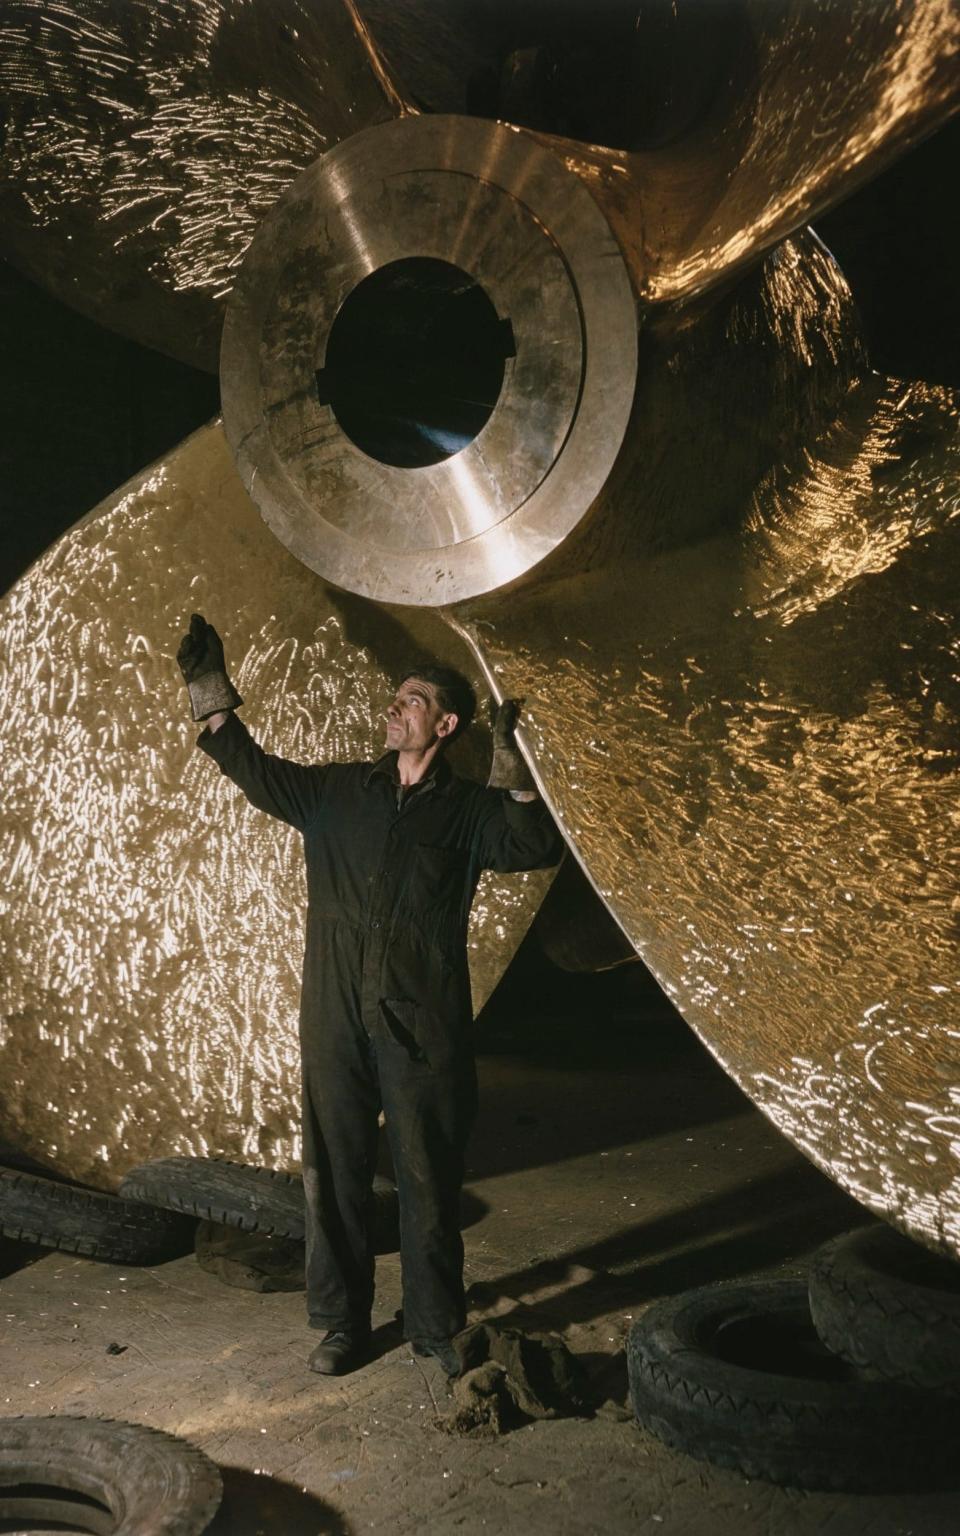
[2,0,956,369]
[451,285,960,1253]
[221,108,863,603]
[355,0,503,116]
[220,113,637,606]
[226,111,960,1250]
[3,0,960,1249]
[0,423,554,1188]
[0,0,408,370]
[508,0,960,303]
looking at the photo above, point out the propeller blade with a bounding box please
[0,0,410,370]
[498,0,960,304]
[0,420,552,1186]
[451,247,960,1255]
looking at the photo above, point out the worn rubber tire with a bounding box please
[0,1167,196,1265]
[0,1414,221,1535]
[809,1223,960,1394]
[627,1278,958,1491]
[120,1158,401,1251]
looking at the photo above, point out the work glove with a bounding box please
[176,613,243,722]
[487,698,535,792]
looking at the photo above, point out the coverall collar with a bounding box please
[363,749,454,796]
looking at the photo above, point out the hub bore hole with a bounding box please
[316,257,515,469]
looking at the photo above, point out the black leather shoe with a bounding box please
[308,1329,371,1376]
[411,1338,461,1378]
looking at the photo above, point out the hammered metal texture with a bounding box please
[0,423,553,1188]
[4,1,956,372]
[453,250,960,1253]
[529,0,960,302]
[0,0,407,369]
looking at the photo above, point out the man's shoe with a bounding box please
[412,1338,461,1378]
[308,1329,371,1376]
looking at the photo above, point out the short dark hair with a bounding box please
[400,665,477,744]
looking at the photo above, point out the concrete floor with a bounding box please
[2,998,958,1536]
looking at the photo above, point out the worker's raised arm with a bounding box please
[177,613,327,831]
[475,698,564,871]
[177,612,244,724]
[487,698,538,802]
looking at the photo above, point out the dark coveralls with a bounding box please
[199,712,562,1343]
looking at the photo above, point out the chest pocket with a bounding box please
[406,843,470,911]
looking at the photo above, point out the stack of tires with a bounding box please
[627,1223,960,1492]
[0,1155,404,1532]
[0,1163,197,1267]
[0,1156,400,1284]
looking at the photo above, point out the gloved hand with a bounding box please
[487,697,535,792]
[176,613,243,722]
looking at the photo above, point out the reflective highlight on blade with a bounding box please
[525,0,960,303]
[0,424,552,1187]
[0,0,408,368]
[456,362,960,1252]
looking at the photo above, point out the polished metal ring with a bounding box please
[221,113,638,606]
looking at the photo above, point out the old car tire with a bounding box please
[120,1158,305,1237]
[0,1414,221,1535]
[627,1278,957,1491]
[809,1223,960,1394]
[0,1167,195,1265]
[120,1157,400,1251]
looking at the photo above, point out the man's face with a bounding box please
[384,677,456,753]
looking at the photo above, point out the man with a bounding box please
[177,614,562,1377]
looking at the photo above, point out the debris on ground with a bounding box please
[441,1322,591,1436]
[194,1220,305,1292]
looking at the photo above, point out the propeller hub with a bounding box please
[221,113,637,605]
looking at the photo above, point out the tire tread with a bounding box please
[0,1414,221,1536]
[0,1167,194,1264]
[628,1277,955,1491]
[810,1225,960,1393]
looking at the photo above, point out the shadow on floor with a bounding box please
[459,1188,489,1230]
[0,1237,44,1282]
[467,1022,752,1181]
[207,1465,353,1535]
[468,1160,865,1335]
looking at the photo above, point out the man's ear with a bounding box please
[437,711,458,740]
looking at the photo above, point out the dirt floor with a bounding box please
[2,988,959,1536]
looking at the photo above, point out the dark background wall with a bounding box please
[0,266,221,595]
